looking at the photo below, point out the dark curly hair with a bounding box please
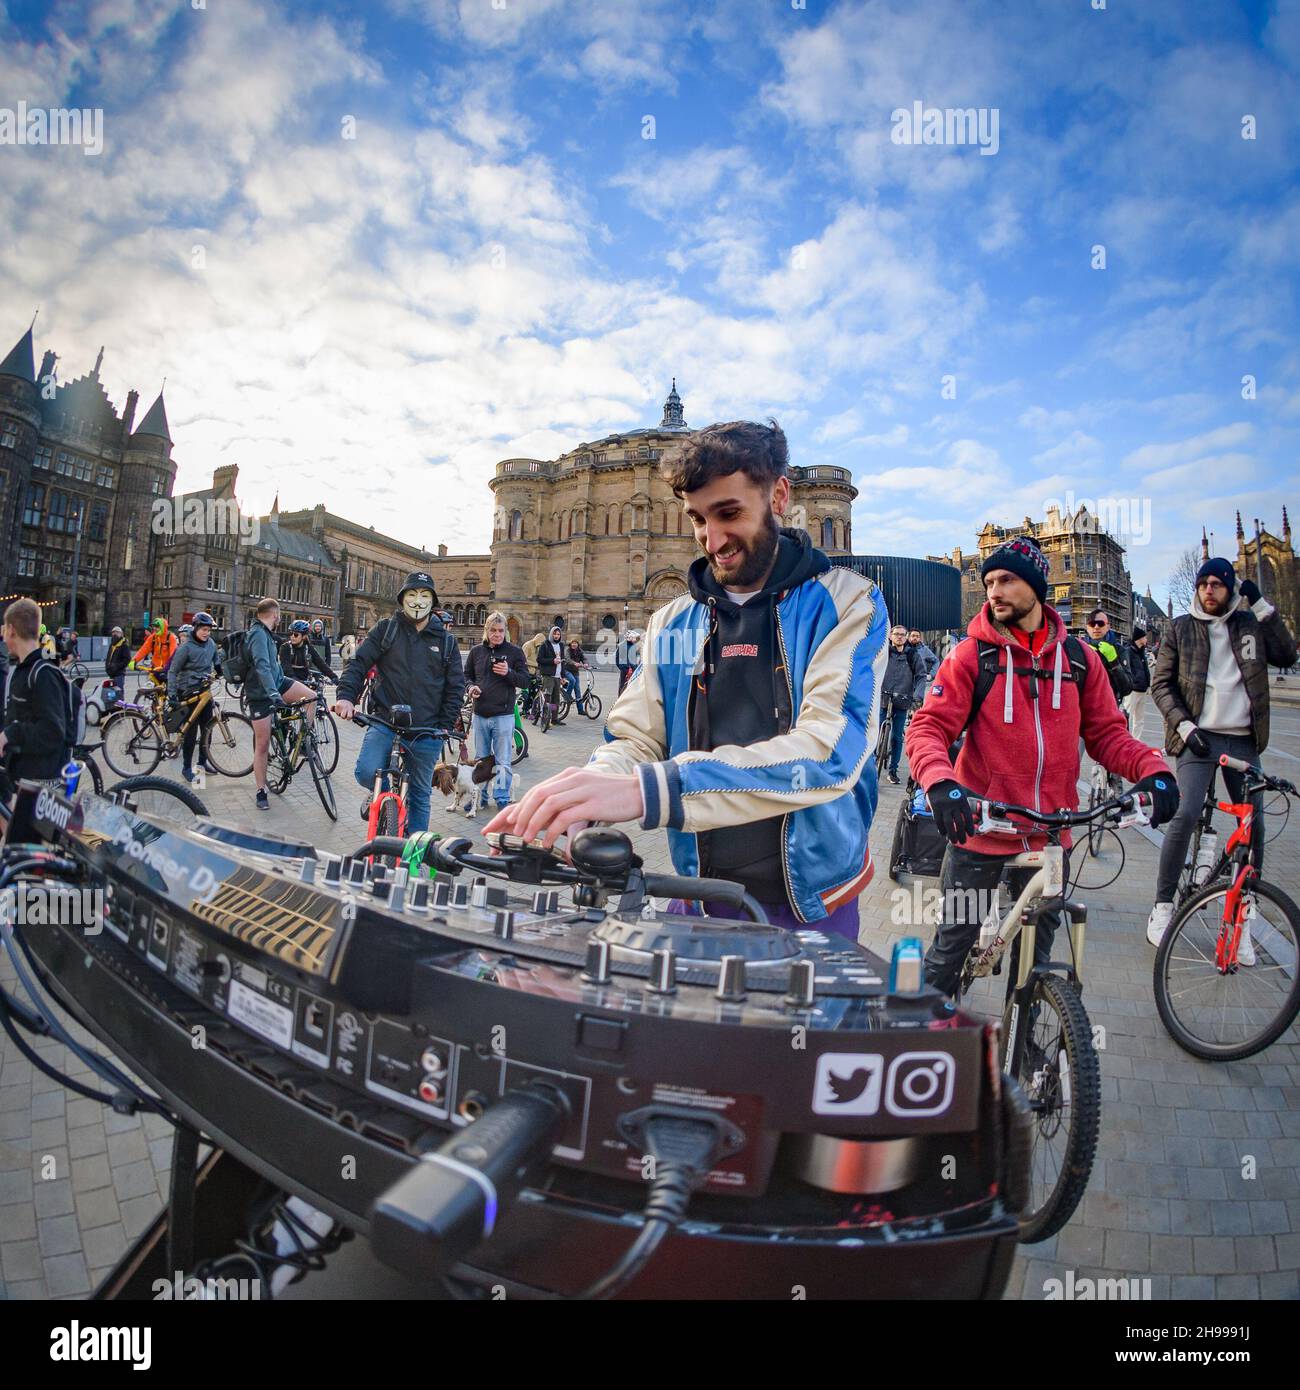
[659,419,788,495]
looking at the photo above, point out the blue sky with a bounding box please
[2,0,1297,606]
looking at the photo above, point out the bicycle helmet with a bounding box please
[289,620,310,634]
[192,612,215,628]
[178,624,194,636]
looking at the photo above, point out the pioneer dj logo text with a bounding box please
[811,1051,956,1118]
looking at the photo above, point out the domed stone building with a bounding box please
[488,383,857,646]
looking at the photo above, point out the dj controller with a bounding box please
[4,781,1031,1299]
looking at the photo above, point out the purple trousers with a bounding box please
[667,894,862,943]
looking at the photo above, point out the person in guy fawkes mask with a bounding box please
[334,571,465,833]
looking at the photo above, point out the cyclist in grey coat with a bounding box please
[165,612,223,783]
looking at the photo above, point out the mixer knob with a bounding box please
[582,937,612,985]
[432,880,451,908]
[649,946,677,995]
[409,879,430,911]
[299,858,317,884]
[388,881,407,913]
[450,883,469,908]
[531,889,550,914]
[392,867,409,891]
[785,959,816,1008]
[471,881,488,908]
[493,910,514,940]
[347,859,367,887]
[322,856,343,885]
[716,955,747,1002]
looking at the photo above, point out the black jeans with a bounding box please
[1154,730,1262,903]
[923,842,1071,999]
[179,692,213,769]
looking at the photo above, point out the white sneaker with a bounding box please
[1237,902,1256,967]
[1147,902,1174,947]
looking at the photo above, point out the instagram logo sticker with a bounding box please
[884,1052,955,1117]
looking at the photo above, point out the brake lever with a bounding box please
[975,801,1020,835]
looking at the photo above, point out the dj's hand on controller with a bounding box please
[482,766,644,851]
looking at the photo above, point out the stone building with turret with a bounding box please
[1224,509,1298,639]
[0,321,175,635]
[488,382,856,646]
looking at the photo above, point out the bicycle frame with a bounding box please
[367,735,419,840]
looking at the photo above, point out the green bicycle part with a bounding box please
[401,831,441,880]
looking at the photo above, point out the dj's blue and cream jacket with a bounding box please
[588,539,888,924]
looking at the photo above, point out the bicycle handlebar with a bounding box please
[350,711,451,740]
[971,790,1152,836]
[1219,753,1297,796]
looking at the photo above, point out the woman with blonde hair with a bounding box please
[463,611,530,812]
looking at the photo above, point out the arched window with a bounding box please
[454,604,464,625]
[822,517,836,549]
[509,510,522,541]
[604,511,611,535]
[675,511,683,535]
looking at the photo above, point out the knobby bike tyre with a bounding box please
[107,778,208,817]
[1154,877,1300,1061]
[314,707,341,775]
[874,711,892,767]
[73,749,104,796]
[513,723,529,763]
[101,711,163,777]
[1002,972,1101,1243]
[888,804,907,882]
[307,744,338,821]
[377,796,401,840]
[202,711,256,778]
[1086,783,1106,857]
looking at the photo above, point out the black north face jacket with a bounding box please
[337,611,465,733]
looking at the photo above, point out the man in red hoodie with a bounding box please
[904,535,1178,997]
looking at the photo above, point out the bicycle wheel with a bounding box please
[313,707,340,775]
[202,710,256,778]
[513,723,529,763]
[72,750,104,796]
[888,806,907,881]
[874,710,892,767]
[1154,877,1300,1060]
[108,774,209,826]
[377,796,401,840]
[582,692,602,720]
[101,711,163,777]
[540,699,552,734]
[557,692,573,722]
[224,678,244,702]
[1002,973,1101,1243]
[307,744,337,821]
[69,661,89,682]
[1085,782,1105,857]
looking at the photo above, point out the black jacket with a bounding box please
[337,611,464,732]
[536,638,565,678]
[280,636,333,683]
[308,633,331,670]
[465,640,530,717]
[2,651,71,779]
[686,527,830,903]
[1128,642,1151,694]
[882,641,923,705]
[105,637,131,679]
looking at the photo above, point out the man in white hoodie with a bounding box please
[1147,557,1297,951]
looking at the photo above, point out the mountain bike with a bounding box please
[525,673,557,733]
[557,666,603,722]
[101,679,255,778]
[1154,755,1300,1060]
[353,709,450,844]
[267,699,337,820]
[1084,759,1125,857]
[0,769,208,829]
[956,789,1153,1242]
[303,675,340,775]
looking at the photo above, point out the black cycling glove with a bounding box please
[928,779,978,846]
[1239,579,1262,606]
[1131,772,1180,828]
[1183,727,1211,758]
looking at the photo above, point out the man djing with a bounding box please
[485,419,888,940]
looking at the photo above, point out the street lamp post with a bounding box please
[68,499,84,636]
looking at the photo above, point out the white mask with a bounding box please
[402,588,434,622]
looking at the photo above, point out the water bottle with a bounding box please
[1192,830,1218,886]
[61,760,80,796]
[977,890,1002,950]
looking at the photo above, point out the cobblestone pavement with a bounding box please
[2,671,1298,1298]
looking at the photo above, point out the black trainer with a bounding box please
[256,788,269,811]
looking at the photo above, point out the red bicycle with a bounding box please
[353,707,449,843]
[1153,754,1300,1060]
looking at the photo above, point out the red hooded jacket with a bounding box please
[904,604,1171,855]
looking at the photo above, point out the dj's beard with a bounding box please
[990,592,1039,628]
[707,510,780,589]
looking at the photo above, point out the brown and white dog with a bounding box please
[432,753,496,815]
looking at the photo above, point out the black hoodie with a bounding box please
[687,527,830,902]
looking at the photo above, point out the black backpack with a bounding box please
[221,629,252,684]
[962,635,1090,732]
